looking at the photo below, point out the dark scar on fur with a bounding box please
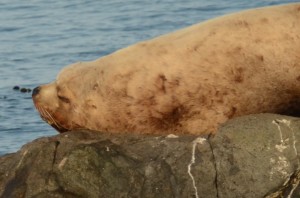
[93,83,99,90]
[234,67,244,83]
[226,107,237,118]
[158,74,167,93]
[151,105,185,130]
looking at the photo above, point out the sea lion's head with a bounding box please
[32,62,102,133]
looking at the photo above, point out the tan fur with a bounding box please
[33,3,300,135]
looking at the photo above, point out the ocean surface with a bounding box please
[0,0,299,155]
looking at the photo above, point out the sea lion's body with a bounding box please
[33,3,300,135]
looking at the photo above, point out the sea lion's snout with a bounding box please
[32,86,40,97]
[31,83,72,133]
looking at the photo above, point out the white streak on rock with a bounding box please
[166,134,179,138]
[58,157,68,169]
[272,120,289,152]
[187,137,206,198]
[270,119,298,181]
[273,119,299,164]
[287,182,298,198]
[270,156,290,180]
[282,120,299,161]
[272,120,285,145]
[17,150,28,169]
[275,144,288,153]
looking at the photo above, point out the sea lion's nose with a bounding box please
[32,86,40,97]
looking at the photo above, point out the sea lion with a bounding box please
[32,3,300,135]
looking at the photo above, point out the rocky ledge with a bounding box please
[1,114,300,198]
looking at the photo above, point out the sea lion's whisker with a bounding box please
[36,104,67,131]
[39,107,56,126]
[43,109,59,127]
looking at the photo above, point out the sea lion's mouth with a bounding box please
[33,103,70,133]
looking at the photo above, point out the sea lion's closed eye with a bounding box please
[58,95,70,103]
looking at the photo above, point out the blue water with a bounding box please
[0,0,298,155]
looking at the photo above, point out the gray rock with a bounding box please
[0,114,300,198]
[212,114,300,198]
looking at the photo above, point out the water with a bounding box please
[0,0,298,155]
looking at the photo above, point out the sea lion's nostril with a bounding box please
[32,86,40,97]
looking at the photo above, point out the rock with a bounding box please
[212,114,300,198]
[20,88,31,93]
[12,86,20,90]
[13,86,32,93]
[0,114,300,198]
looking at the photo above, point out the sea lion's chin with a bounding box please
[42,112,69,132]
[49,122,70,133]
[35,105,70,133]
